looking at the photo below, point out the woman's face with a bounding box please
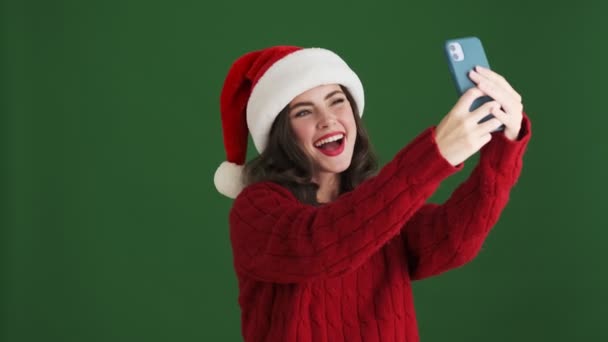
[287,84,357,180]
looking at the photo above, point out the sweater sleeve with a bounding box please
[229,127,462,284]
[403,113,532,281]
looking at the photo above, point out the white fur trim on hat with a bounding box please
[246,48,364,153]
[214,161,245,199]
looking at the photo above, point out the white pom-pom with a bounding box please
[214,161,245,199]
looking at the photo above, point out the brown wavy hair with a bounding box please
[243,85,378,205]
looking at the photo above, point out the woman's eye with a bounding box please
[295,110,310,118]
[332,98,345,105]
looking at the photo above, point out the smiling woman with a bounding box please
[214,45,531,342]
[244,83,377,205]
[288,86,357,180]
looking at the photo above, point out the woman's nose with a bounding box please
[316,110,336,129]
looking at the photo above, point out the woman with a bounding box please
[214,45,530,342]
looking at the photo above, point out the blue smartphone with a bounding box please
[444,36,504,131]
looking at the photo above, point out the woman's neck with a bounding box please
[314,172,340,204]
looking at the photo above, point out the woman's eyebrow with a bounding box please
[289,90,345,111]
[324,90,344,99]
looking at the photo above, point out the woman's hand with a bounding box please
[435,87,504,166]
[435,67,524,166]
[468,66,523,141]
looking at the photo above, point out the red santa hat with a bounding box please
[215,45,365,198]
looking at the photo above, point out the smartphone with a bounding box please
[444,36,504,131]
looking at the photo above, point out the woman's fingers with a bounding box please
[475,117,504,136]
[436,75,523,165]
[490,106,522,140]
[469,100,500,123]
[466,68,524,141]
[454,87,486,114]
[469,69,522,115]
[474,66,521,101]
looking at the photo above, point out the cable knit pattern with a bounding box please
[229,114,531,342]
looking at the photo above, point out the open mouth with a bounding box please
[314,133,345,156]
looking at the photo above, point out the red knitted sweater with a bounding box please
[229,115,531,342]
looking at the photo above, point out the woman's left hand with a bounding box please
[468,66,523,141]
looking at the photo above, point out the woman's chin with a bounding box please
[318,158,352,174]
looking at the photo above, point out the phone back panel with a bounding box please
[444,36,490,95]
[444,36,501,129]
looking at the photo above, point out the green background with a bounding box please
[2,0,606,341]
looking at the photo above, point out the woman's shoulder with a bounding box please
[230,181,307,227]
[234,181,297,205]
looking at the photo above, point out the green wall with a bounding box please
[2,0,607,341]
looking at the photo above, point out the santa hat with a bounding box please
[214,46,365,198]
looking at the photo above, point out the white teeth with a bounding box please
[314,134,344,147]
